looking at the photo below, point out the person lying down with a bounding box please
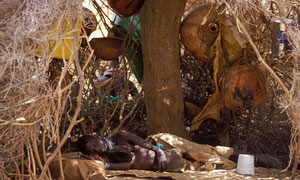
[77,130,185,172]
[77,130,282,172]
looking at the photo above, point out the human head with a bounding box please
[77,135,107,155]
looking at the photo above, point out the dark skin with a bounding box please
[80,131,282,171]
[80,130,167,171]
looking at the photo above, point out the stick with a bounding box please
[11,153,21,178]
[110,89,143,136]
[39,17,85,179]
[0,76,34,96]
[76,117,85,124]
[42,118,53,180]
[0,98,36,113]
[21,148,24,179]
[28,139,37,178]
[31,134,47,180]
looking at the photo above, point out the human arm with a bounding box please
[114,130,167,172]
[82,153,132,170]
[114,130,157,151]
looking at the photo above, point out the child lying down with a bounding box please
[77,130,281,172]
[77,130,169,172]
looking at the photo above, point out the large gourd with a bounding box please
[180,4,218,62]
[90,37,123,61]
[222,65,267,111]
[180,4,247,64]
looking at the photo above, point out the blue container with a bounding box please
[272,19,296,57]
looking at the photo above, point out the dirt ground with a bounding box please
[106,168,298,180]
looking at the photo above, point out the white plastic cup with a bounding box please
[236,154,255,175]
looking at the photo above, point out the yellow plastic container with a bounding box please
[37,18,82,60]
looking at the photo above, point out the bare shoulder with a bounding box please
[112,130,132,147]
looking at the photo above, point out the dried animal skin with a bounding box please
[191,31,225,131]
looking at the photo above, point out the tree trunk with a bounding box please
[140,0,190,139]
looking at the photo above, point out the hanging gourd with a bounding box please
[90,37,123,61]
[221,64,267,111]
[180,4,247,64]
[180,4,219,63]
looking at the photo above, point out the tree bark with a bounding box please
[140,0,190,139]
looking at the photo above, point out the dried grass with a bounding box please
[0,0,86,179]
